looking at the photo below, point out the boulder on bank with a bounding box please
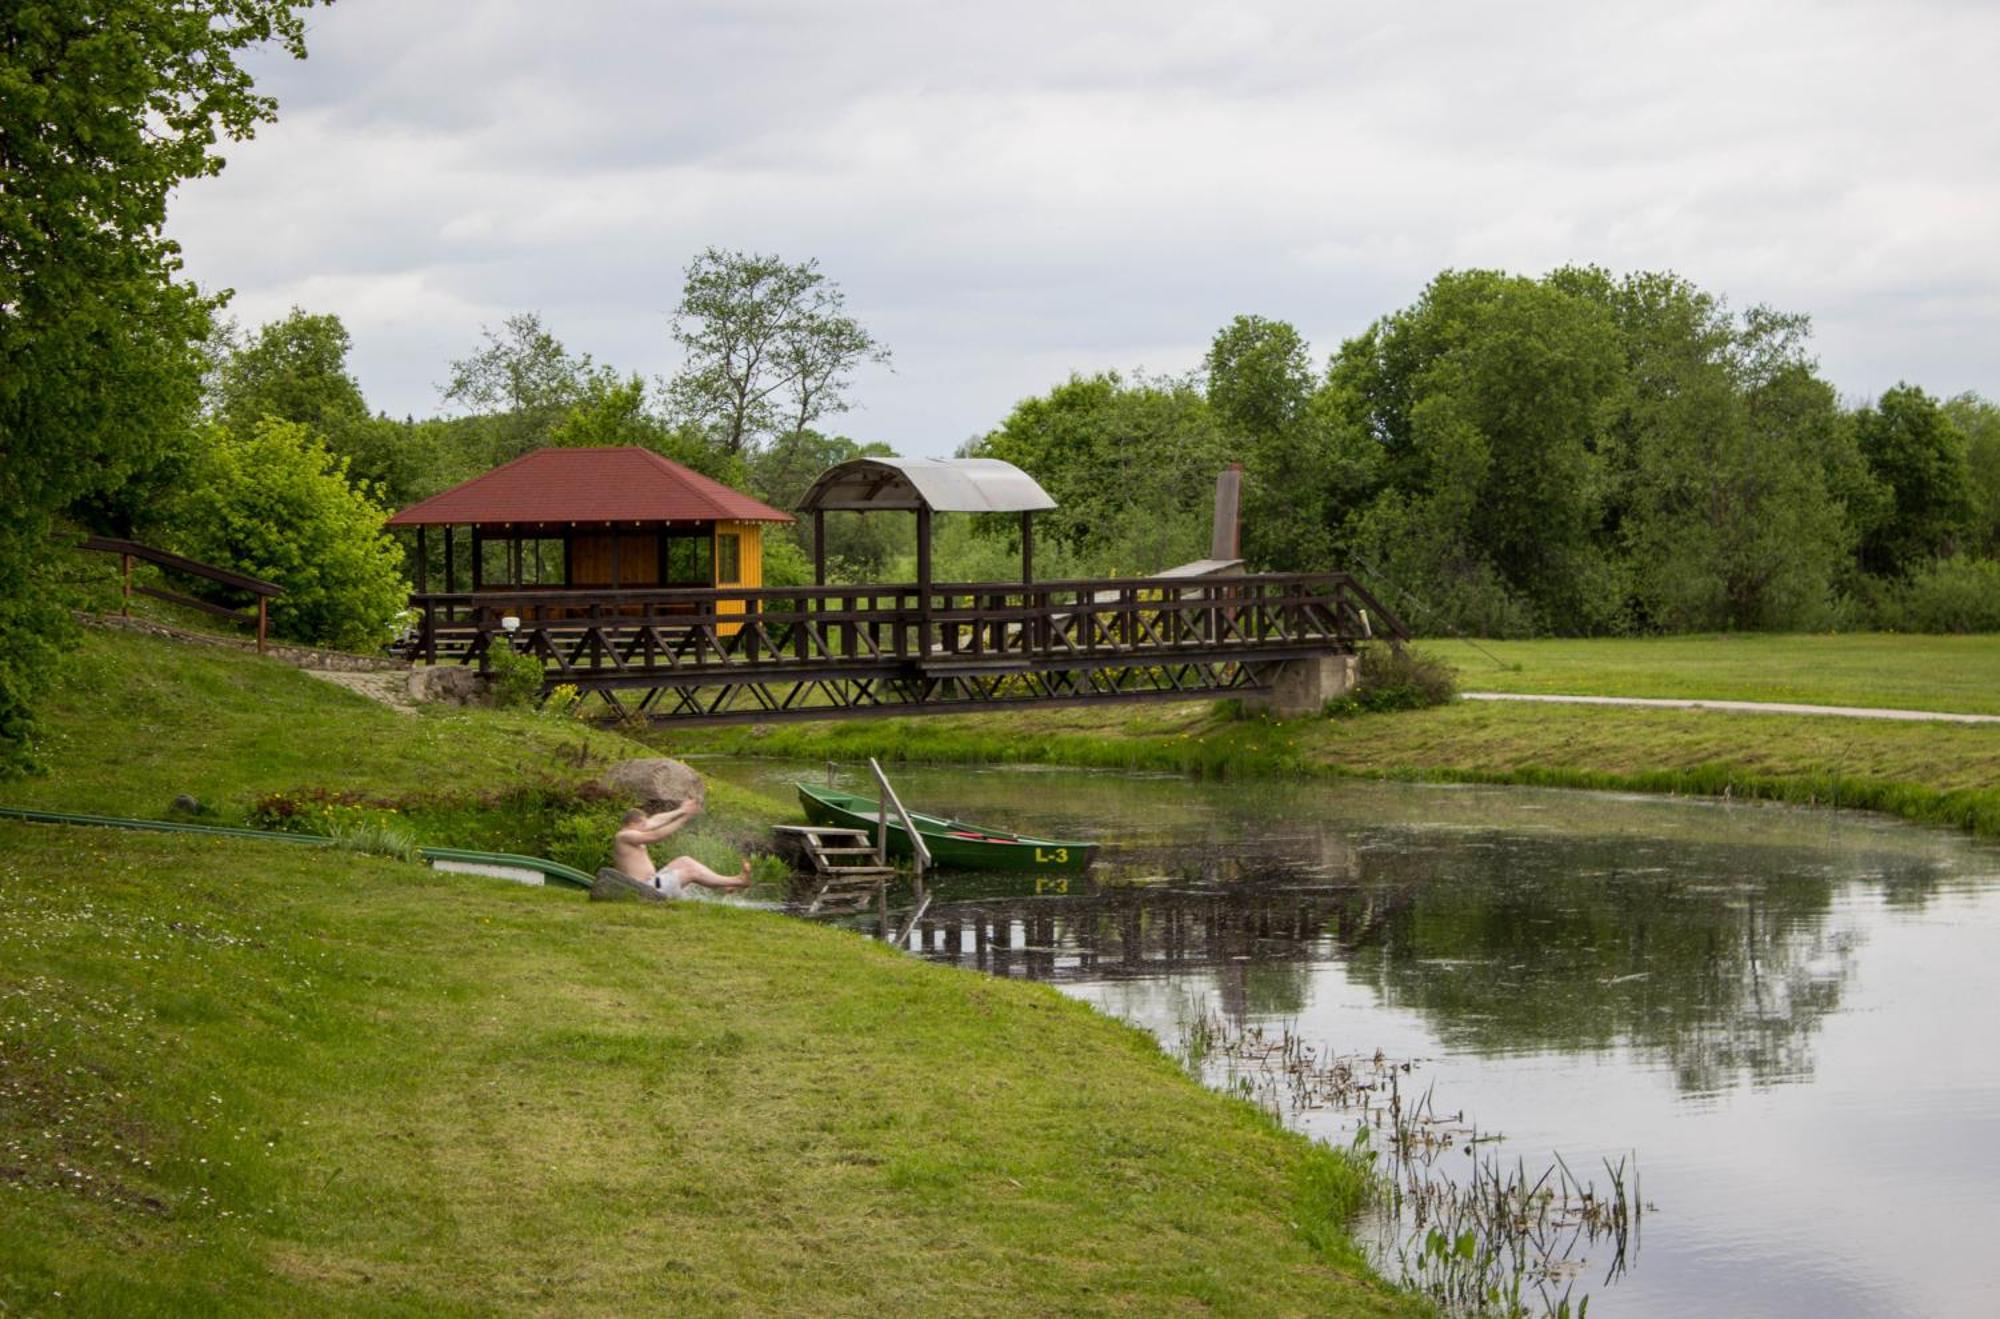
[408,666,484,706]
[596,757,706,812]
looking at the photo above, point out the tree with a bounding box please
[208,307,433,505]
[169,420,408,651]
[1,0,317,771]
[442,312,596,462]
[547,369,747,486]
[1852,385,1975,578]
[666,248,889,454]
[971,372,1229,573]
[1205,315,1313,441]
[1943,393,2000,559]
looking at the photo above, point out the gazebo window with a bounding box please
[716,533,742,585]
[665,534,712,585]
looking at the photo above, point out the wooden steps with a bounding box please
[772,824,896,914]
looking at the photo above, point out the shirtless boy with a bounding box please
[610,800,753,898]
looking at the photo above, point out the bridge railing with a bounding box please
[401,571,1407,680]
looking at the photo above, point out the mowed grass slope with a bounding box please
[1,626,1405,1314]
[1426,633,2000,714]
[0,825,1404,1315]
[11,628,637,820]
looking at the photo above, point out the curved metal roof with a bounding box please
[796,457,1057,514]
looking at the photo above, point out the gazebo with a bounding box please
[386,447,793,601]
[795,457,1057,592]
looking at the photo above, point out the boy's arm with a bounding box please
[619,801,700,845]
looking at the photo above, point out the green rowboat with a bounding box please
[795,783,1098,874]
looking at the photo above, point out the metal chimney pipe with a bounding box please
[1211,463,1243,561]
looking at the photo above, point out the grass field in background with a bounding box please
[1425,633,2000,714]
[0,824,1403,1315]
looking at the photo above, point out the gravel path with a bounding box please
[1461,691,2000,725]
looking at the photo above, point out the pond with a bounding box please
[708,758,2000,1317]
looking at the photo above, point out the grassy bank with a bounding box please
[1427,632,2000,714]
[662,692,2000,839]
[0,823,1404,1314]
[10,626,786,879]
[2,625,1406,1313]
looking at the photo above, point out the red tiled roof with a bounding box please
[385,447,794,527]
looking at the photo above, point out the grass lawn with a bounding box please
[9,626,787,878]
[1425,633,2000,714]
[2,625,1406,1314]
[0,824,1404,1315]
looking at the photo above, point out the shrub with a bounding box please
[166,419,408,651]
[326,817,421,863]
[484,641,546,709]
[1326,643,1459,716]
[543,810,615,875]
[1899,557,2000,633]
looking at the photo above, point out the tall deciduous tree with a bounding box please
[442,311,597,462]
[667,248,889,455]
[1852,385,1975,578]
[0,0,318,771]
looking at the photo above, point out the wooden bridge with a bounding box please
[401,569,1406,724]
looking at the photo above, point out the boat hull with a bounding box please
[796,784,1098,874]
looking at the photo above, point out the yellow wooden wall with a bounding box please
[713,522,764,636]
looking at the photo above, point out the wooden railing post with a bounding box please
[120,553,133,616]
[256,597,268,654]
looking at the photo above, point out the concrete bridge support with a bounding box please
[1245,653,1358,719]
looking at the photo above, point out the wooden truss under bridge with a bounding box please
[399,570,1408,724]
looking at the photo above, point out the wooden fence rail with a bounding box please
[78,535,283,653]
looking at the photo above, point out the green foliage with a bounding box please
[0,0,318,771]
[168,419,408,650]
[668,248,890,454]
[1326,644,1460,716]
[1853,384,1976,577]
[483,640,547,709]
[1944,393,2000,559]
[543,809,616,875]
[209,307,433,507]
[1895,557,2000,634]
[971,371,1229,573]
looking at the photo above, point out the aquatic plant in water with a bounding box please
[1172,1005,1641,1317]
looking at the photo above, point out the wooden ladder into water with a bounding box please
[773,824,897,914]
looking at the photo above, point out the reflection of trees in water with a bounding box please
[903,825,1954,1094]
[1344,834,1874,1093]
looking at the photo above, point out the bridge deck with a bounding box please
[402,571,1405,723]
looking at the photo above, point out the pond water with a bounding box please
[708,758,2000,1317]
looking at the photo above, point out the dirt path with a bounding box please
[1461,691,2000,725]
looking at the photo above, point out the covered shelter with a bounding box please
[795,457,1057,591]
[386,446,792,613]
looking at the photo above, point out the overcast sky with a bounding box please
[167,0,2000,456]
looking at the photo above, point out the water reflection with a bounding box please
[705,761,2000,1317]
[888,819,1920,1095]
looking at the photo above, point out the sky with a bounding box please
[167,0,2000,457]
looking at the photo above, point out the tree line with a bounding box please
[972,270,2000,638]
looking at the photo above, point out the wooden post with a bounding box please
[610,530,622,589]
[444,525,456,594]
[120,553,133,616]
[915,504,933,658]
[1020,510,1034,584]
[415,526,429,593]
[256,596,268,654]
[813,509,826,586]
[470,528,483,591]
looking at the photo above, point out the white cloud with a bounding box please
[167,0,2000,453]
